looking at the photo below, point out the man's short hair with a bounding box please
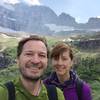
[17,35,49,58]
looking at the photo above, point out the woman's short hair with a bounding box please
[51,42,73,60]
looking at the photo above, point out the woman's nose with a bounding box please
[57,58,63,65]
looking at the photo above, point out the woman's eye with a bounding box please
[63,58,68,60]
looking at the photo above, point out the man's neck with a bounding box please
[20,76,42,96]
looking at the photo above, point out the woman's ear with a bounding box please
[70,60,74,69]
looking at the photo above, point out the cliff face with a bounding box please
[0,52,11,68]
[74,39,100,50]
[0,3,59,34]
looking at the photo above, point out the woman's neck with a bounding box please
[57,72,70,84]
[20,76,42,96]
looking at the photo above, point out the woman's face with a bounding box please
[52,51,73,76]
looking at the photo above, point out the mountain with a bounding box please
[0,2,100,36]
[86,18,100,28]
[57,13,77,26]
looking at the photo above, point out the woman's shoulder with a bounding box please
[82,81,91,92]
[75,78,91,92]
[43,77,51,84]
[43,72,57,84]
[75,79,92,100]
[82,82,92,100]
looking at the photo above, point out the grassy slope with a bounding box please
[0,34,18,49]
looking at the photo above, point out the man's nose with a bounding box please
[31,55,40,63]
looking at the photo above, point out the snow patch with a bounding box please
[0,1,14,11]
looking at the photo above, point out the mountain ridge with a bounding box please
[0,2,100,35]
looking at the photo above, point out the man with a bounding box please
[0,35,64,100]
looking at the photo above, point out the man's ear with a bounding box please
[15,58,19,66]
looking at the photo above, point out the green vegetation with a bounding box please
[91,81,100,100]
[0,65,19,83]
[0,34,100,100]
[75,52,100,81]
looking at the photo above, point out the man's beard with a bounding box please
[19,68,43,81]
[22,73,42,81]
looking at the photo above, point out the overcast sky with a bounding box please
[2,0,100,23]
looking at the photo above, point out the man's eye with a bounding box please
[40,54,46,58]
[25,53,32,56]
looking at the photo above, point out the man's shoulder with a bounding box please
[43,83,64,100]
[0,83,8,99]
[54,86,65,100]
[0,83,7,91]
[0,80,17,96]
[56,87,64,95]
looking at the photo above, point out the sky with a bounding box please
[2,0,100,23]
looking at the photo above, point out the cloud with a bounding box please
[3,0,19,4]
[2,0,41,5]
[24,0,41,5]
[97,16,100,18]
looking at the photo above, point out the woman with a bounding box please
[44,42,92,100]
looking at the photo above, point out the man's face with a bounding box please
[17,40,48,81]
